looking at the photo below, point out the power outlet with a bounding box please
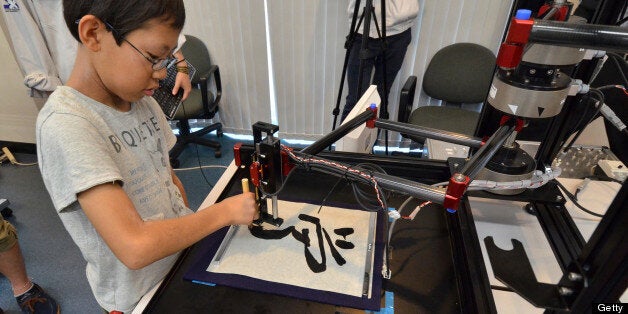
[598,160,628,182]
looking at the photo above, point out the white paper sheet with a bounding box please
[207,200,376,297]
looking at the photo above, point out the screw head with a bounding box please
[568,272,583,281]
[453,174,466,182]
[558,287,573,296]
[556,195,563,201]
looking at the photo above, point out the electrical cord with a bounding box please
[284,147,387,211]
[561,89,605,153]
[575,175,624,201]
[554,180,604,218]
[173,165,228,171]
[177,102,215,188]
[0,147,37,166]
[606,53,628,88]
[316,177,347,214]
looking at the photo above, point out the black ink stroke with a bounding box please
[248,213,355,273]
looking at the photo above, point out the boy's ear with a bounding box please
[77,15,107,52]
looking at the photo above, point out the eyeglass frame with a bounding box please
[75,19,177,71]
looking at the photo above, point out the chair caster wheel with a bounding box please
[1,207,13,219]
[214,151,222,158]
[170,158,180,169]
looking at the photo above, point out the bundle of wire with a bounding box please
[281,145,388,211]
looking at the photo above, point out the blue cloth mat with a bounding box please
[183,208,386,311]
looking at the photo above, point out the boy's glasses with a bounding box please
[119,36,177,71]
[76,19,177,71]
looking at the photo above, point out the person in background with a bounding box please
[0,218,59,313]
[341,0,419,122]
[172,34,192,101]
[36,0,256,312]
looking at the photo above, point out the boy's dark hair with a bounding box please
[63,0,185,44]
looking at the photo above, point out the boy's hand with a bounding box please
[221,193,257,225]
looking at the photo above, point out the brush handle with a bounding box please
[241,178,250,193]
[241,178,258,225]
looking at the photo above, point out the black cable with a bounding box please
[316,178,347,214]
[562,89,605,153]
[607,53,628,88]
[564,92,596,143]
[194,143,215,189]
[554,180,604,218]
[258,167,299,197]
[289,150,388,211]
[179,101,214,189]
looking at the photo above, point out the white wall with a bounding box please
[0,14,41,144]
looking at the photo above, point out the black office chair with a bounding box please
[170,35,223,167]
[398,42,496,145]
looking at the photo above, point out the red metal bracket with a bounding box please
[280,148,295,176]
[249,161,261,187]
[496,17,534,69]
[443,173,470,212]
[499,115,526,132]
[233,142,243,167]
[538,4,570,21]
[366,105,378,128]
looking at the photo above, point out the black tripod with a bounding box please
[331,0,391,154]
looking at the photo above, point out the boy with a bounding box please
[36,1,256,312]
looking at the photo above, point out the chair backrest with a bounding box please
[180,35,212,84]
[422,43,496,104]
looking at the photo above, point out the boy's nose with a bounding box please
[153,67,168,80]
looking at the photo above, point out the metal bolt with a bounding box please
[529,69,536,75]
[524,79,530,84]
[556,195,563,201]
[547,69,554,75]
[454,174,466,182]
[558,287,574,296]
[454,163,459,168]
[568,272,583,281]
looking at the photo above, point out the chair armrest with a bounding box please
[397,76,417,123]
[197,64,222,116]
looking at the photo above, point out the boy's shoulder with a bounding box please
[37,86,104,131]
[42,86,95,115]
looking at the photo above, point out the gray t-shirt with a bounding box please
[36,86,193,312]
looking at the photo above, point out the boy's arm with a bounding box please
[77,182,255,270]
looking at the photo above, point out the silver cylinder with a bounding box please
[522,44,585,66]
[488,74,570,119]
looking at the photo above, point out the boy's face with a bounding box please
[94,18,180,103]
